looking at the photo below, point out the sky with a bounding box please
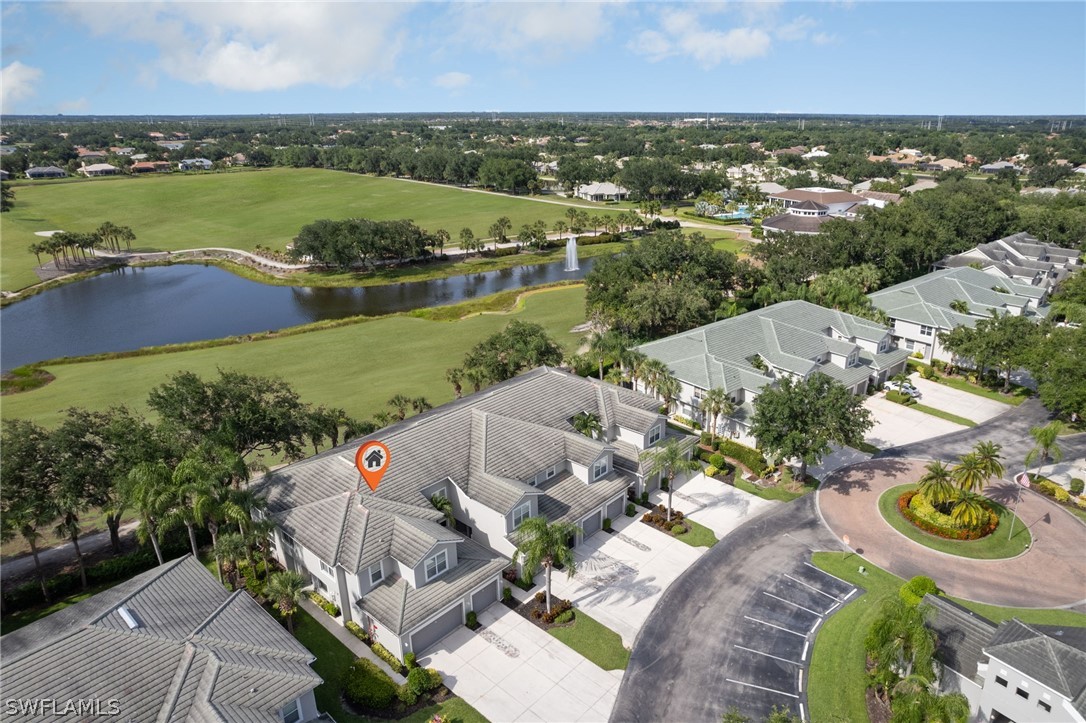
[2,1,1084,117]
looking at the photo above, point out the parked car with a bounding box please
[885,381,921,398]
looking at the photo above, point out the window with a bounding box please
[281,698,301,723]
[546,465,558,480]
[369,563,384,586]
[592,457,610,480]
[319,559,334,576]
[512,502,531,529]
[312,576,327,593]
[647,426,662,446]
[1038,700,1051,713]
[1016,688,1029,700]
[919,325,933,337]
[995,676,1008,687]
[425,550,448,581]
[281,533,296,552]
[905,339,915,351]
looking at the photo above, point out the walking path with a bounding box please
[298,598,405,683]
[0,521,140,583]
[817,458,1086,609]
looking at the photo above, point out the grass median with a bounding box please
[549,610,630,670]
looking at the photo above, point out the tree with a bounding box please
[939,312,1038,392]
[1,419,57,601]
[750,374,874,481]
[657,374,680,415]
[95,221,136,252]
[917,461,955,506]
[951,453,987,494]
[432,228,450,256]
[214,532,248,590]
[701,388,735,445]
[1,182,14,212]
[572,412,604,440]
[864,597,937,701]
[123,461,174,565]
[461,320,564,385]
[647,439,701,521]
[430,494,455,527]
[458,227,476,256]
[972,441,1004,482]
[513,517,580,614]
[1026,326,1086,420]
[266,570,308,633]
[446,367,464,399]
[950,491,988,529]
[1026,421,1064,478]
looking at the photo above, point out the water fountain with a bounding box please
[564,236,580,272]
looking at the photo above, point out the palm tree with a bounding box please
[410,397,432,415]
[446,368,464,399]
[648,440,701,522]
[3,495,56,602]
[266,570,308,633]
[552,219,568,239]
[864,597,937,699]
[463,366,489,394]
[214,532,248,590]
[951,491,988,529]
[917,461,955,507]
[657,374,680,415]
[458,228,475,256]
[430,494,455,527]
[701,388,734,445]
[604,366,625,386]
[951,453,987,494]
[972,441,1004,482]
[588,332,611,380]
[1026,420,1064,478]
[513,517,580,614]
[124,461,174,565]
[387,394,412,421]
[572,412,604,440]
[565,207,579,234]
[637,358,670,398]
[249,517,277,578]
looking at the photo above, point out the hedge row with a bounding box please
[899,490,998,540]
[307,590,340,617]
[717,440,770,476]
[370,641,405,671]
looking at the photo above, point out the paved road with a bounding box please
[0,521,139,583]
[818,458,1086,609]
[612,496,843,722]
[880,397,1086,468]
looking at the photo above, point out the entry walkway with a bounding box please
[298,598,405,683]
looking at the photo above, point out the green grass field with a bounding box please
[1,285,589,428]
[548,610,630,670]
[0,169,622,291]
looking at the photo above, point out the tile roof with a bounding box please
[0,556,319,722]
[986,619,1086,707]
[924,594,998,681]
[535,470,630,525]
[767,188,864,205]
[761,211,836,234]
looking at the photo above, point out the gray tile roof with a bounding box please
[985,619,1086,704]
[255,368,664,577]
[637,300,895,396]
[536,470,630,525]
[923,594,997,681]
[869,266,1048,331]
[761,211,835,234]
[934,232,1081,289]
[0,556,320,723]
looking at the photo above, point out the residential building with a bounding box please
[179,158,214,171]
[131,160,173,174]
[926,595,1086,723]
[854,189,902,208]
[761,187,870,235]
[852,178,890,193]
[934,232,1082,292]
[766,187,866,215]
[81,163,120,177]
[574,181,629,202]
[0,169,8,181]
[255,368,679,659]
[980,161,1021,174]
[0,555,322,722]
[769,145,807,156]
[756,181,787,195]
[868,266,1050,363]
[110,146,136,156]
[922,158,965,172]
[636,301,909,444]
[76,147,107,161]
[25,165,68,179]
[902,179,939,194]
[156,141,186,151]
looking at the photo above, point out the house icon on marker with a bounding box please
[364,449,385,469]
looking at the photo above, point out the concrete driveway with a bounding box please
[658,472,777,538]
[420,604,621,723]
[909,376,1011,423]
[863,395,966,449]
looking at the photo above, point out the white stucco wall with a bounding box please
[452,480,517,557]
[979,657,1081,723]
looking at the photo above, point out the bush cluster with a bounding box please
[1035,478,1072,503]
[886,390,915,406]
[404,652,417,670]
[717,439,770,476]
[486,246,520,258]
[345,620,371,644]
[370,641,404,672]
[709,453,726,469]
[307,591,340,617]
[671,524,686,535]
[899,576,940,606]
[625,502,636,517]
[899,491,998,540]
[642,504,685,529]
[705,465,719,477]
[530,592,573,623]
[344,658,398,710]
[1071,478,1085,496]
[465,611,478,629]
[575,232,624,246]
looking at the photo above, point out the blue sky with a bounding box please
[2,1,1083,116]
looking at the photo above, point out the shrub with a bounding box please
[639,491,649,506]
[603,517,612,531]
[699,449,715,463]
[700,432,713,446]
[307,591,340,617]
[780,466,794,487]
[625,502,636,517]
[717,440,768,474]
[345,621,372,644]
[1037,479,1071,502]
[899,576,940,606]
[534,591,546,604]
[502,586,512,602]
[671,524,686,535]
[530,608,543,620]
[465,611,478,629]
[397,684,418,706]
[370,642,404,671]
[541,598,572,624]
[502,568,518,583]
[899,491,998,540]
[886,390,914,405]
[487,246,520,257]
[919,365,937,380]
[1071,478,1085,496]
[554,609,574,624]
[426,668,443,691]
[407,666,432,695]
[705,465,719,478]
[709,453,726,469]
[404,651,417,670]
[343,658,397,710]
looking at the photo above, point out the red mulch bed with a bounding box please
[639,504,691,537]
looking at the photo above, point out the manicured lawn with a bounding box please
[807,552,1086,723]
[908,402,977,428]
[675,518,718,548]
[877,484,1031,559]
[292,609,487,723]
[0,285,589,428]
[548,610,630,670]
[0,168,623,291]
[733,477,819,502]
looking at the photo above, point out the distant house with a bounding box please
[902,179,939,194]
[637,300,908,444]
[0,555,323,722]
[933,231,1081,292]
[761,187,870,235]
[925,595,1086,723]
[770,145,807,157]
[980,161,1021,174]
[801,148,829,159]
[110,146,136,156]
[76,148,107,161]
[766,187,866,214]
[922,158,965,172]
[574,181,628,202]
[756,181,787,195]
[26,166,67,179]
[0,169,9,181]
[81,163,120,177]
[179,158,214,171]
[855,189,902,208]
[0,145,17,156]
[130,161,172,174]
[156,141,186,151]
[226,152,249,166]
[148,131,166,139]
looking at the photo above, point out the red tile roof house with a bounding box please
[130,161,172,173]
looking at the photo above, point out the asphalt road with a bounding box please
[611,495,847,723]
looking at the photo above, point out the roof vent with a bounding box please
[118,606,141,629]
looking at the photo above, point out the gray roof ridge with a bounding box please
[190,590,247,638]
[397,581,409,635]
[988,619,1078,694]
[87,555,195,627]
[156,642,198,723]
[193,653,223,722]
[333,493,357,563]
[189,592,315,662]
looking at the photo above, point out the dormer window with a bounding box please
[512,501,531,529]
[424,550,448,581]
[592,457,610,481]
[647,425,662,446]
[368,562,384,586]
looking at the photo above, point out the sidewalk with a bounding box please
[298,598,405,683]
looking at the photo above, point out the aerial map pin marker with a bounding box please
[355,441,391,492]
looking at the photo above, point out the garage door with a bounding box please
[410,603,463,654]
[606,496,624,521]
[582,511,602,536]
[471,582,498,613]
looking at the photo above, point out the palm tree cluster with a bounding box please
[372,394,432,427]
[917,441,1004,529]
[27,221,136,269]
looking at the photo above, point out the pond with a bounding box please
[0,256,597,370]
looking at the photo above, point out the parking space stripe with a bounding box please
[843,588,857,601]
[801,640,809,660]
[724,679,799,698]
[763,591,824,617]
[784,573,843,600]
[800,702,807,722]
[733,645,802,666]
[744,616,807,637]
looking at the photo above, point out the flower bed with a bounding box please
[513,592,576,631]
[897,490,998,540]
[640,504,691,537]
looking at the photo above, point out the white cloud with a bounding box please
[433,71,471,90]
[630,8,771,67]
[776,15,817,42]
[447,1,618,57]
[58,2,414,92]
[1,61,43,113]
[812,32,838,46]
